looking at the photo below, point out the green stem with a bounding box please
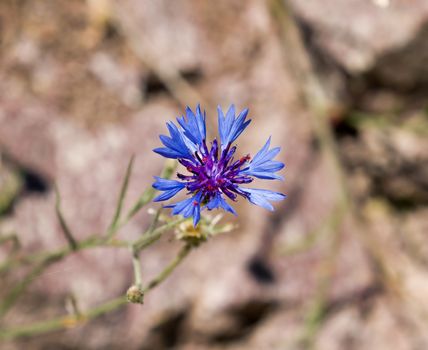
[0,218,182,319]
[131,248,143,288]
[0,237,130,275]
[104,159,177,241]
[0,160,185,338]
[0,244,192,340]
[0,297,128,340]
[106,155,135,240]
[0,263,47,319]
[0,237,129,318]
[143,244,192,292]
[55,184,78,250]
[133,218,186,253]
[148,207,163,233]
[125,159,177,222]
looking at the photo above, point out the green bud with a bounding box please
[126,285,144,304]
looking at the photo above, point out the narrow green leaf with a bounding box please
[126,159,177,221]
[107,155,135,238]
[125,187,155,221]
[54,184,77,250]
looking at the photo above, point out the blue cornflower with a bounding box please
[153,105,286,226]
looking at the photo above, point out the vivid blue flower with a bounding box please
[176,105,206,149]
[153,104,286,226]
[218,105,251,150]
[164,192,202,227]
[153,122,194,160]
[240,137,285,180]
[238,188,285,211]
[152,177,186,202]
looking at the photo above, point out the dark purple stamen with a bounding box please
[182,140,253,204]
[194,151,204,164]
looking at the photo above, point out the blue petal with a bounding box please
[165,192,202,226]
[152,177,186,202]
[152,177,184,191]
[206,192,237,215]
[193,203,201,227]
[153,147,181,159]
[176,105,206,147]
[240,188,286,211]
[165,197,191,213]
[154,121,194,160]
[241,137,285,180]
[218,105,251,150]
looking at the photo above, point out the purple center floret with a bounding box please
[177,139,253,204]
[152,104,287,227]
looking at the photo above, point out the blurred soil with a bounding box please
[1,0,428,349]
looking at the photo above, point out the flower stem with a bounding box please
[106,155,135,240]
[143,244,192,292]
[55,184,78,250]
[131,247,143,288]
[133,218,186,253]
[125,159,177,222]
[0,297,128,340]
[0,244,192,340]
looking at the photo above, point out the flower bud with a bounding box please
[175,220,207,246]
[126,285,144,304]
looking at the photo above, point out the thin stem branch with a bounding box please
[148,207,162,233]
[0,238,126,318]
[143,244,192,292]
[125,159,177,222]
[0,243,192,340]
[133,218,186,253]
[128,216,187,287]
[0,261,52,319]
[0,297,128,340]
[55,184,78,250]
[131,247,143,288]
[106,155,135,239]
[65,293,82,318]
[0,216,182,319]
[0,159,185,338]
[0,237,129,275]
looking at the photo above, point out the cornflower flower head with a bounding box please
[153,105,286,226]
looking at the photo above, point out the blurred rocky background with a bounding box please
[1,0,428,349]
